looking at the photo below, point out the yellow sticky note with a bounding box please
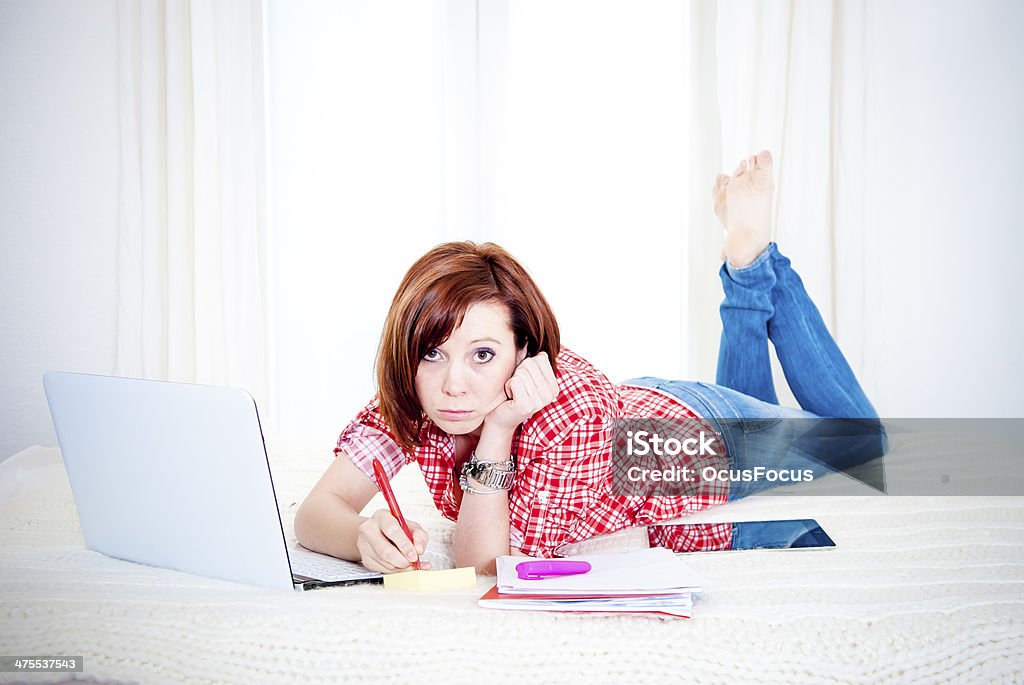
[383,566,477,592]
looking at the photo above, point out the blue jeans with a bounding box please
[624,243,886,501]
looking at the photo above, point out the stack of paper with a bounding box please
[478,548,704,618]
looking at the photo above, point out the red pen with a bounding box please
[371,458,422,570]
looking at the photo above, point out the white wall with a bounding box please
[859,0,1024,416]
[0,0,120,461]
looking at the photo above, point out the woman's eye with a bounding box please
[423,349,441,361]
[474,349,495,362]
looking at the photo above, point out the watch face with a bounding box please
[459,460,483,489]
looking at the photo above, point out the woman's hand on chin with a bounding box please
[483,351,559,433]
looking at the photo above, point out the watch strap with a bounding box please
[459,453,516,492]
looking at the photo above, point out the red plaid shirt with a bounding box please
[335,348,732,557]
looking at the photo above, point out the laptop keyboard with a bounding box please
[289,544,382,582]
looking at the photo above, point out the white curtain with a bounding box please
[444,0,864,404]
[479,0,695,385]
[111,0,1021,449]
[704,0,865,406]
[263,0,875,444]
[115,0,269,414]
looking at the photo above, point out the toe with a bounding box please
[733,160,746,176]
[712,174,728,201]
[756,150,773,169]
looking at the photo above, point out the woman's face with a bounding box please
[414,301,527,438]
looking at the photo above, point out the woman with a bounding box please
[294,150,883,574]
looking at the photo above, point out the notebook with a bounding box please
[480,548,705,617]
[42,371,383,591]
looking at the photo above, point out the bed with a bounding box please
[1,426,1022,684]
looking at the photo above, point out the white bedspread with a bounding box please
[1,433,1022,684]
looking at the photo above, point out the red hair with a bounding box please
[376,242,560,449]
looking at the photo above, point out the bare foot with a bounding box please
[712,150,774,268]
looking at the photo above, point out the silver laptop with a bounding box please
[42,371,383,591]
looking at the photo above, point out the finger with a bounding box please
[511,351,533,375]
[410,525,430,555]
[372,535,416,569]
[536,350,557,380]
[377,558,411,574]
[379,519,420,563]
[363,513,419,569]
[507,375,529,403]
[518,351,541,367]
[519,355,557,402]
[521,363,554,407]
[535,355,559,396]
[359,555,388,573]
[358,518,400,571]
[365,529,412,570]
[358,540,405,573]
[520,360,546,393]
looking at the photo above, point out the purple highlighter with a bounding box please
[515,560,592,580]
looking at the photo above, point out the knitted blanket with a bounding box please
[0,432,1022,685]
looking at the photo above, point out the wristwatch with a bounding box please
[459,452,516,492]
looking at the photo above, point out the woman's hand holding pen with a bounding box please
[356,509,432,573]
[483,352,559,433]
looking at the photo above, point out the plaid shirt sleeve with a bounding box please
[647,523,733,552]
[334,397,411,481]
